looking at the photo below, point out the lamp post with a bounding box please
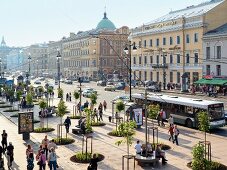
[124,41,137,101]
[56,50,61,90]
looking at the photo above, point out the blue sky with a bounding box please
[0,0,206,47]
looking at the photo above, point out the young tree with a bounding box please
[148,104,160,126]
[56,99,67,142]
[89,93,97,110]
[39,100,47,128]
[115,100,125,131]
[115,121,136,169]
[57,88,63,99]
[26,92,33,110]
[73,90,80,115]
[198,111,210,160]
[84,108,92,133]
[47,87,53,107]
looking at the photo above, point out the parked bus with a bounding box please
[132,93,225,129]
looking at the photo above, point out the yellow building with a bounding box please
[130,0,227,89]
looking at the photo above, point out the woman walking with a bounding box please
[48,147,57,170]
[27,152,34,170]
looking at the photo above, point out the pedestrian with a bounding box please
[1,130,7,153]
[98,109,103,121]
[0,145,3,158]
[69,92,72,102]
[87,154,99,170]
[47,139,57,152]
[64,116,71,133]
[168,115,174,126]
[103,100,107,111]
[173,125,180,145]
[27,152,34,170]
[36,145,43,161]
[6,142,14,168]
[168,124,174,143]
[41,135,49,159]
[134,140,142,155]
[26,144,34,159]
[93,108,98,122]
[48,147,57,170]
[66,93,69,101]
[0,155,4,170]
[37,150,46,170]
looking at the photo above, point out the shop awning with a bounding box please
[194,78,227,85]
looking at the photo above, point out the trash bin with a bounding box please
[108,116,112,122]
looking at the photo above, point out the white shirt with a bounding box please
[168,117,173,124]
[134,143,142,154]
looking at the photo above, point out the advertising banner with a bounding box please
[133,108,143,126]
[18,112,34,134]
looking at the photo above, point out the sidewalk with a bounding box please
[0,97,226,170]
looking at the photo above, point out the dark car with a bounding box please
[225,111,227,123]
[115,82,127,90]
[65,79,73,84]
[97,80,106,86]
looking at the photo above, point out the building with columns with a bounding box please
[62,12,129,80]
[130,0,227,88]
[203,23,227,77]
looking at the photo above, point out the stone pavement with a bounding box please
[0,97,227,170]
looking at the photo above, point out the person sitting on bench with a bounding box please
[155,144,168,164]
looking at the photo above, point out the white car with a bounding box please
[34,80,41,84]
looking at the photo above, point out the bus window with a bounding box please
[186,106,193,114]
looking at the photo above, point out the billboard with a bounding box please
[133,108,143,126]
[18,112,34,134]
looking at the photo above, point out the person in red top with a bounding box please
[168,124,174,143]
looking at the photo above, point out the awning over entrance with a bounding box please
[194,78,227,86]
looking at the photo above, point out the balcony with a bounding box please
[152,63,168,69]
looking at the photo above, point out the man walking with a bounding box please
[168,124,174,143]
[173,125,180,145]
[6,142,14,168]
[1,130,7,153]
[64,116,71,133]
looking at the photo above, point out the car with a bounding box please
[131,80,138,87]
[60,78,65,83]
[113,95,129,102]
[82,88,97,97]
[45,83,54,89]
[34,80,41,84]
[39,77,45,81]
[115,82,127,90]
[65,79,73,84]
[147,84,160,92]
[97,80,106,86]
[225,111,227,123]
[104,85,116,91]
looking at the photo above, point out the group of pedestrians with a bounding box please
[26,135,58,170]
[0,130,14,169]
[92,101,107,122]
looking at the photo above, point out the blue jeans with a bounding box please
[49,160,56,170]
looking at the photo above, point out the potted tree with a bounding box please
[148,104,160,126]
[57,88,63,99]
[26,92,34,110]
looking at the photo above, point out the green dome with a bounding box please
[96,12,116,31]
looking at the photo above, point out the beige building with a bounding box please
[130,0,227,89]
[62,12,129,80]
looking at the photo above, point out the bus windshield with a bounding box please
[208,105,224,121]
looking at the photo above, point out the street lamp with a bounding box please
[56,50,61,90]
[123,41,137,101]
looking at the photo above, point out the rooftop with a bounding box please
[204,23,227,36]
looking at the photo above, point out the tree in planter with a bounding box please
[115,121,137,170]
[16,90,23,102]
[191,144,206,170]
[84,108,92,133]
[56,99,67,143]
[38,86,44,98]
[57,88,63,99]
[39,100,47,128]
[26,92,33,111]
[89,93,97,122]
[148,104,160,126]
[47,87,53,107]
[6,89,15,110]
[73,90,80,116]
[197,111,210,161]
[115,100,125,131]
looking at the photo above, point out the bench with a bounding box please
[72,127,83,134]
[135,155,159,167]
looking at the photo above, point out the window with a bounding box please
[133,57,136,65]
[139,56,142,65]
[144,71,147,81]
[194,33,198,42]
[186,54,190,64]
[163,37,166,45]
[186,34,190,43]
[170,54,173,64]
[156,38,159,46]
[156,55,159,64]
[170,72,173,82]
[194,53,198,64]
[193,72,199,82]
[144,40,147,48]
[139,71,142,80]
[216,65,221,76]
[157,72,159,82]
[206,47,210,59]
[170,37,173,45]
[149,39,153,47]
[177,54,180,64]
[177,36,180,44]
[217,46,221,59]
[177,72,181,83]
[150,72,153,81]
[134,71,136,80]
[206,65,210,75]
[144,56,147,65]
[139,41,142,48]
[163,56,166,64]
[150,56,153,64]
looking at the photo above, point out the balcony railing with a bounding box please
[152,63,168,69]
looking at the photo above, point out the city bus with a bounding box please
[131,93,226,129]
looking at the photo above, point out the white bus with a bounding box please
[132,93,225,129]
